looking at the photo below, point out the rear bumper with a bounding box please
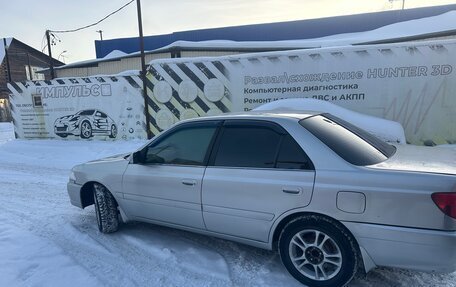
[67,181,83,208]
[343,222,456,273]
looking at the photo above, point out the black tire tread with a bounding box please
[93,183,119,233]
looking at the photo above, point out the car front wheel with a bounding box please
[278,215,358,287]
[93,183,119,233]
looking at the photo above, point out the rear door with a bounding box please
[202,120,315,242]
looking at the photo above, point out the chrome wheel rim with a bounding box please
[289,229,342,281]
[81,122,91,137]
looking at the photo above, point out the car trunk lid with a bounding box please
[368,145,456,175]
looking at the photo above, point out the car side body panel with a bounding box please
[301,169,456,231]
[202,167,315,242]
[121,164,206,229]
[343,222,456,273]
[71,155,129,205]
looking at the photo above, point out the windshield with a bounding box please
[300,113,396,166]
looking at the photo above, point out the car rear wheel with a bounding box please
[109,124,117,138]
[80,121,92,139]
[93,183,119,233]
[278,215,358,287]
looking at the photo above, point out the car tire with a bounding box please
[80,120,92,139]
[109,124,117,138]
[93,183,119,233]
[278,215,358,287]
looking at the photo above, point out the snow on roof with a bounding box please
[51,10,456,71]
[103,49,127,59]
[0,37,13,64]
[150,39,319,52]
[314,10,456,46]
[254,99,406,144]
[153,9,456,51]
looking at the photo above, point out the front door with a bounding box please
[122,121,219,229]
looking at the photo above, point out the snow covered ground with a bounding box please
[0,122,455,287]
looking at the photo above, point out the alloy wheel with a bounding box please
[288,229,343,281]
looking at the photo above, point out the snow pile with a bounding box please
[0,122,14,142]
[254,99,406,144]
[0,222,100,286]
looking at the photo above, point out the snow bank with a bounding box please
[0,222,100,287]
[0,139,146,170]
[0,122,14,142]
[254,99,406,144]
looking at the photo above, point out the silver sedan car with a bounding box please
[68,111,456,287]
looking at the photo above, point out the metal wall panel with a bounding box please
[181,51,242,58]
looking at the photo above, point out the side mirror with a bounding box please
[132,149,146,164]
[132,148,165,164]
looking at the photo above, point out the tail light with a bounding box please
[432,192,456,219]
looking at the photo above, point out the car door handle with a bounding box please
[182,179,197,186]
[282,188,302,194]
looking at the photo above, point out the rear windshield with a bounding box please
[300,113,396,166]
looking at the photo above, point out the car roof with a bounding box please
[183,110,321,123]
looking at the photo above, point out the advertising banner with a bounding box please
[8,75,147,140]
[145,40,456,145]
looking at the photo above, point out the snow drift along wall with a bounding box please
[7,74,147,140]
[144,39,456,145]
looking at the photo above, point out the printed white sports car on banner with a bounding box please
[54,109,117,139]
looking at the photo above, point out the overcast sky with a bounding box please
[1,0,455,64]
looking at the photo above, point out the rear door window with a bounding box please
[212,121,314,170]
[214,126,281,168]
[276,135,314,170]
